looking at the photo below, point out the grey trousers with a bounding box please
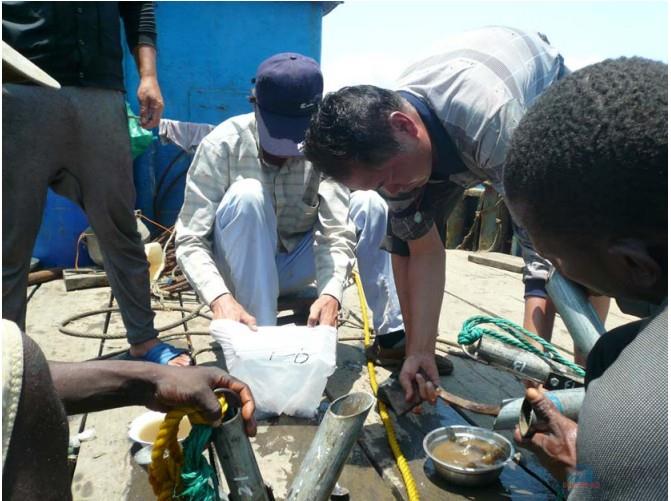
[2,84,157,345]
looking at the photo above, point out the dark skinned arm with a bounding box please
[514,387,577,481]
[49,360,257,436]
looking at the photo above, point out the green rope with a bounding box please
[177,425,219,501]
[458,315,586,377]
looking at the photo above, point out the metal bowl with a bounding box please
[423,425,514,487]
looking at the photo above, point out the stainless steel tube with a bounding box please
[546,271,605,357]
[519,388,585,437]
[465,335,552,383]
[493,388,585,430]
[211,407,270,501]
[286,391,375,501]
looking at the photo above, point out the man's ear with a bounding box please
[608,239,664,292]
[389,111,419,139]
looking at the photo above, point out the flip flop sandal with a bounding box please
[115,342,194,366]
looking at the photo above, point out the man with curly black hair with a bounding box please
[505,57,667,500]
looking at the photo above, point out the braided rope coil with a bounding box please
[149,396,228,500]
[458,315,586,377]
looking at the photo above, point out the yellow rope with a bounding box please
[149,396,228,500]
[353,271,420,501]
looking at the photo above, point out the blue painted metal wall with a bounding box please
[125,1,324,230]
[34,1,324,265]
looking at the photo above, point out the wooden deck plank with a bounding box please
[71,404,151,501]
[468,251,525,274]
[249,412,397,500]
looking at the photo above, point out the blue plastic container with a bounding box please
[32,190,94,268]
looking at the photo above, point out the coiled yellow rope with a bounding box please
[149,395,228,500]
[353,271,420,501]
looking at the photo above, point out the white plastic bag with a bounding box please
[210,319,337,418]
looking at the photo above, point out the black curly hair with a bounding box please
[504,57,668,239]
[302,85,406,180]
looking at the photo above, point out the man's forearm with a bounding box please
[405,252,445,354]
[403,226,446,355]
[392,253,412,329]
[49,360,162,415]
[134,44,157,78]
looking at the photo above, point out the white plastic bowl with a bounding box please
[128,410,191,446]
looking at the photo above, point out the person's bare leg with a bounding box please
[523,296,556,346]
[590,295,611,323]
[522,296,556,387]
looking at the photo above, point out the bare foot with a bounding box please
[129,338,192,367]
[166,353,192,367]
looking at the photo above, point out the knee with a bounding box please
[219,179,267,216]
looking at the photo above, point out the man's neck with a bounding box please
[397,90,466,179]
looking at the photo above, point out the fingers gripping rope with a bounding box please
[149,396,228,500]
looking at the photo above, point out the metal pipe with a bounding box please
[211,406,270,501]
[492,388,585,431]
[546,271,605,357]
[465,335,552,383]
[286,391,375,501]
[519,388,585,438]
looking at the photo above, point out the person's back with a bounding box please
[2,2,152,91]
[569,305,667,499]
[396,25,566,189]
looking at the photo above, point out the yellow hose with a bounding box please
[353,271,420,501]
[149,396,228,500]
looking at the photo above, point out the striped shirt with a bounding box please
[175,113,355,306]
[397,25,565,193]
[388,26,566,282]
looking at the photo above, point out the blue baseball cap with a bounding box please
[253,52,323,157]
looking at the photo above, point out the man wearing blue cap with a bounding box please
[175,53,405,335]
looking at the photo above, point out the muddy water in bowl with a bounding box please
[432,435,505,469]
[423,426,514,486]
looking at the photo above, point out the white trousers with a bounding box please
[212,179,404,334]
